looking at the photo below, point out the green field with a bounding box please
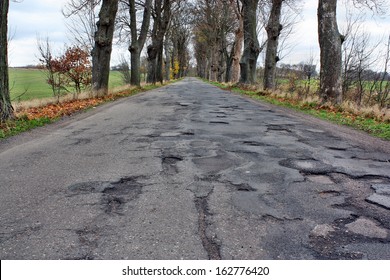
[9,68,125,101]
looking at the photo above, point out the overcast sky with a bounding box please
[8,0,390,68]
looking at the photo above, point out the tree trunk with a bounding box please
[147,0,171,84]
[147,43,159,84]
[129,0,152,87]
[210,46,218,81]
[217,48,226,83]
[239,0,260,84]
[130,48,141,86]
[91,0,118,96]
[318,0,343,104]
[164,37,171,81]
[231,14,244,83]
[156,48,164,83]
[263,0,283,90]
[0,0,13,122]
[225,54,233,83]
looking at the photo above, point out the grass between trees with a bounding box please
[9,68,124,101]
[207,80,390,141]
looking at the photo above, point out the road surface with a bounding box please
[1,78,390,259]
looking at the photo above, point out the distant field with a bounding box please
[9,68,125,101]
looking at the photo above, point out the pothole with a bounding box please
[67,177,144,215]
[266,125,292,132]
[162,156,183,165]
[241,141,268,147]
[181,131,195,136]
[319,190,341,198]
[162,156,183,174]
[227,182,256,192]
[280,158,334,174]
[209,121,229,125]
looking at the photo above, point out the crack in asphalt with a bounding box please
[195,196,221,260]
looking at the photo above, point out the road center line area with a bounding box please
[1,78,389,260]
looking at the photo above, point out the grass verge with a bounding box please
[208,80,390,141]
[9,68,125,101]
[0,83,164,139]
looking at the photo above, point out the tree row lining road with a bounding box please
[0,78,389,259]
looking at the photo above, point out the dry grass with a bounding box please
[12,84,139,113]
[340,101,390,123]
[217,80,390,123]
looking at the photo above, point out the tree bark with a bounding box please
[129,0,152,87]
[318,0,343,104]
[91,0,118,96]
[225,0,244,83]
[231,12,244,83]
[147,0,171,84]
[164,36,171,81]
[263,0,283,90]
[0,0,13,122]
[239,0,260,84]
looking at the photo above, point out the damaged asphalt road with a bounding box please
[1,77,390,260]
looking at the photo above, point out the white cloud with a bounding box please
[9,0,68,66]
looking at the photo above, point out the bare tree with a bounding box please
[172,2,193,79]
[300,53,317,97]
[62,0,101,51]
[239,0,260,84]
[228,0,244,83]
[263,0,283,90]
[318,0,386,104]
[341,10,364,95]
[317,0,344,104]
[376,35,390,107]
[343,29,380,105]
[117,0,152,86]
[1,0,13,121]
[193,0,241,82]
[147,0,173,84]
[117,54,131,84]
[91,0,119,96]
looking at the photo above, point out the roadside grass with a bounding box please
[207,80,390,141]
[0,117,53,139]
[0,82,162,139]
[9,68,124,101]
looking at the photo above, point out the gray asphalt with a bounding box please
[1,77,390,260]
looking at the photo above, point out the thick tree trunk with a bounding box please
[318,0,343,104]
[217,43,226,83]
[231,15,244,83]
[239,0,260,84]
[130,48,141,86]
[147,0,171,84]
[226,0,244,83]
[91,0,118,96]
[0,0,13,122]
[210,46,219,81]
[129,0,151,87]
[263,0,283,90]
[147,44,158,84]
[156,49,164,83]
